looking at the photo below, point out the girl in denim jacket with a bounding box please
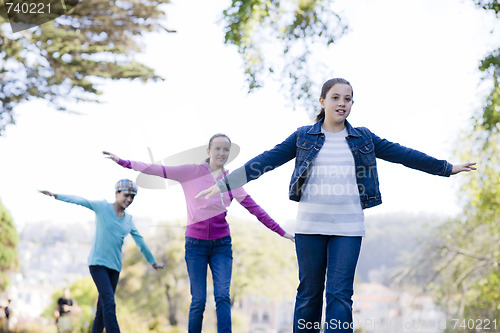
[197,78,476,332]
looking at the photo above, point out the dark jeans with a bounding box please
[185,236,233,333]
[294,234,362,333]
[89,265,121,333]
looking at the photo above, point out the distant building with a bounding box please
[353,283,446,333]
[240,295,294,333]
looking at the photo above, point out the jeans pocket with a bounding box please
[218,235,232,246]
[185,236,199,246]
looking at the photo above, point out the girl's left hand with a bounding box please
[284,233,295,242]
[451,162,477,175]
[195,184,221,199]
[153,263,165,270]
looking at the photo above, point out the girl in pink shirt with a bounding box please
[104,133,293,333]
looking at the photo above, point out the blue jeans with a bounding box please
[185,236,233,333]
[294,234,362,333]
[89,265,121,333]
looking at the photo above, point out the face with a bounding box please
[319,83,353,125]
[115,191,135,209]
[208,136,231,169]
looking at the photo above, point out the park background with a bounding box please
[0,0,499,332]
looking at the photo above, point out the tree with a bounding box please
[0,0,348,134]
[395,2,500,323]
[0,198,18,292]
[390,131,500,330]
[0,0,173,135]
[410,131,500,324]
[222,0,347,113]
[473,0,500,133]
[116,218,297,331]
[229,217,297,306]
[117,221,189,330]
[42,277,99,332]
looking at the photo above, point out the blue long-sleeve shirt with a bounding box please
[56,194,157,272]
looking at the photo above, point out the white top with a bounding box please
[296,128,365,236]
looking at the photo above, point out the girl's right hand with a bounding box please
[102,151,120,163]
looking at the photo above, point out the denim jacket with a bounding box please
[220,119,453,209]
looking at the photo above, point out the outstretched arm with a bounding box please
[451,162,476,175]
[130,227,166,271]
[237,192,295,242]
[102,151,120,163]
[103,151,167,178]
[196,130,298,199]
[38,191,94,210]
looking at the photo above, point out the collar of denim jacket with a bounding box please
[344,120,361,138]
[307,118,324,135]
[307,119,360,138]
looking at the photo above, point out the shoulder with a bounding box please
[353,125,372,134]
[180,163,208,173]
[297,124,313,131]
[293,125,313,140]
[98,200,112,208]
[91,200,114,213]
[297,124,314,133]
[349,125,376,139]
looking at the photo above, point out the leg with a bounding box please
[89,265,121,333]
[294,234,329,333]
[209,236,233,333]
[91,296,104,333]
[89,266,105,333]
[185,237,209,333]
[324,236,362,333]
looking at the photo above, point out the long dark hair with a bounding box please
[315,78,354,122]
[205,133,231,163]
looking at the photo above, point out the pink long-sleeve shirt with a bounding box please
[118,159,286,240]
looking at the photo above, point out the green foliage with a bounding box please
[359,212,447,287]
[476,49,500,134]
[118,222,188,331]
[473,0,500,13]
[392,2,500,311]
[42,277,99,333]
[229,217,297,305]
[14,322,55,333]
[0,198,18,292]
[414,5,500,322]
[116,217,297,331]
[222,0,347,114]
[404,129,500,325]
[0,0,173,135]
[473,0,500,133]
[1,0,348,134]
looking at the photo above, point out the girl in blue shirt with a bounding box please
[40,179,164,333]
